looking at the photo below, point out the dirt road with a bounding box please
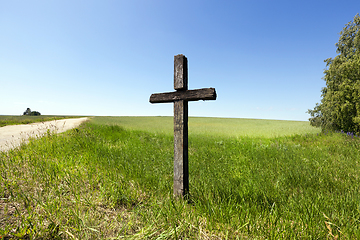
[0,117,88,152]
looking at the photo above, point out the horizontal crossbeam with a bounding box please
[149,88,216,103]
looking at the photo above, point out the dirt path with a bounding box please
[0,117,89,152]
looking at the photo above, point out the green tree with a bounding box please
[308,14,360,134]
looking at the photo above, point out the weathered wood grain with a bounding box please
[174,54,188,90]
[173,100,189,196]
[149,88,216,103]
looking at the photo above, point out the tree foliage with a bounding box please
[30,111,41,116]
[308,14,360,134]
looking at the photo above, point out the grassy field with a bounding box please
[0,115,86,127]
[1,116,360,239]
[92,116,320,138]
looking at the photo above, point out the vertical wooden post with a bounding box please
[173,54,189,197]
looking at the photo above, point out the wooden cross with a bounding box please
[149,54,217,197]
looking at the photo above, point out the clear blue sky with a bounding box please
[1,1,359,121]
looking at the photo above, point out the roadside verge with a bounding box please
[0,117,89,152]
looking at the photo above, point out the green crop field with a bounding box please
[0,115,85,127]
[1,116,359,239]
[91,116,320,138]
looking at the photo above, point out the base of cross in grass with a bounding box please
[149,54,217,197]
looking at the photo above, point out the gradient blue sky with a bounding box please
[1,1,359,120]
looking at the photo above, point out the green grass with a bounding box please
[1,116,359,239]
[0,115,86,127]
